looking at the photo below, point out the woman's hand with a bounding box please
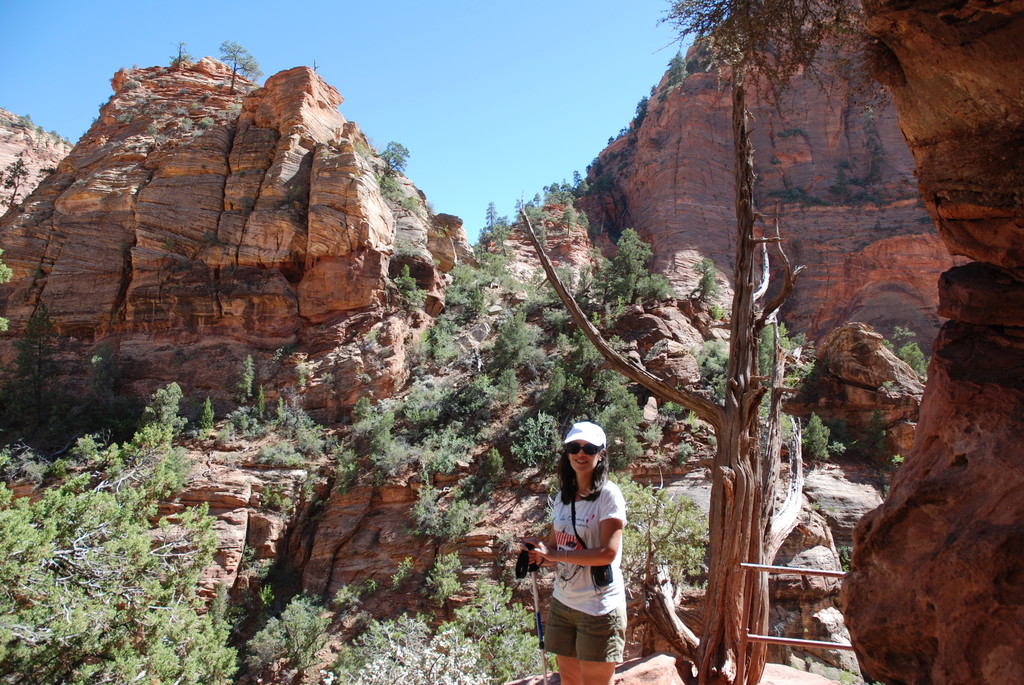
[521,537,551,566]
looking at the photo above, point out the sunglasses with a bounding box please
[565,443,603,455]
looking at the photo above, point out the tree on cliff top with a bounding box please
[219,40,262,93]
[170,41,195,69]
[380,141,410,177]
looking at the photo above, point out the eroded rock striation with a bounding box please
[842,2,1024,683]
[0,59,473,413]
[579,49,956,344]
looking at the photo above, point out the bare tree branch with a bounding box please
[518,209,725,432]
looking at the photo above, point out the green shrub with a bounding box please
[394,264,425,309]
[332,443,359,493]
[227,406,267,438]
[419,423,473,477]
[335,581,538,685]
[619,478,708,590]
[334,614,483,685]
[426,552,461,605]
[274,402,324,456]
[412,485,482,541]
[803,413,830,461]
[595,382,644,469]
[697,341,729,402]
[245,594,329,672]
[255,441,303,468]
[424,320,459,364]
[488,310,539,372]
[401,379,446,434]
[509,412,561,468]
[391,557,414,590]
[333,579,378,615]
[439,375,496,429]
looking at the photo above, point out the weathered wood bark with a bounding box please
[695,74,769,685]
[644,568,700,662]
[517,70,801,684]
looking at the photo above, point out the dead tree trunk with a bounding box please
[696,73,768,685]
[518,66,803,685]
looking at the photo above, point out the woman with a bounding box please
[522,421,627,685]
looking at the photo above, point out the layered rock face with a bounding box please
[579,52,956,344]
[0,60,472,411]
[0,109,73,208]
[841,2,1024,683]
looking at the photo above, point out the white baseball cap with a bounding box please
[563,421,606,448]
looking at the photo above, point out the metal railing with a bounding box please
[736,563,854,685]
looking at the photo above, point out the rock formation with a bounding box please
[786,322,924,459]
[0,59,473,415]
[841,2,1024,683]
[578,49,957,344]
[0,108,72,208]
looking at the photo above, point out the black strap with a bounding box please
[570,498,587,549]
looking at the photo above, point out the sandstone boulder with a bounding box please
[787,322,923,458]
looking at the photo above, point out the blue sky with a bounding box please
[1,1,684,243]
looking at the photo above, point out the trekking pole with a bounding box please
[517,544,549,685]
[529,570,550,685]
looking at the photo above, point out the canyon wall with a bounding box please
[0,59,473,415]
[841,2,1024,683]
[579,51,956,345]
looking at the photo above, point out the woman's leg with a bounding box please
[556,655,583,685]
[578,659,617,685]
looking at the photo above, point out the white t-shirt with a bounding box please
[550,481,627,616]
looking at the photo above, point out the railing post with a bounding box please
[734,561,856,684]
[736,564,753,685]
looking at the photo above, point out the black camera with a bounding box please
[516,543,539,579]
[592,564,613,587]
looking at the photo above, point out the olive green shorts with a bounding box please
[544,597,627,663]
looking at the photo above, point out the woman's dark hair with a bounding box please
[557,447,608,505]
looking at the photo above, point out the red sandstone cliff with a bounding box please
[579,50,956,345]
[0,59,473,414]
[840,2,1024,683]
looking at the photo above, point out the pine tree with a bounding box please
[5,303,60,430]
[666,51,688,89]
[1,156,30,207]
[236,355,255,404]
[200,396,215,435]
[802,413,830,461]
